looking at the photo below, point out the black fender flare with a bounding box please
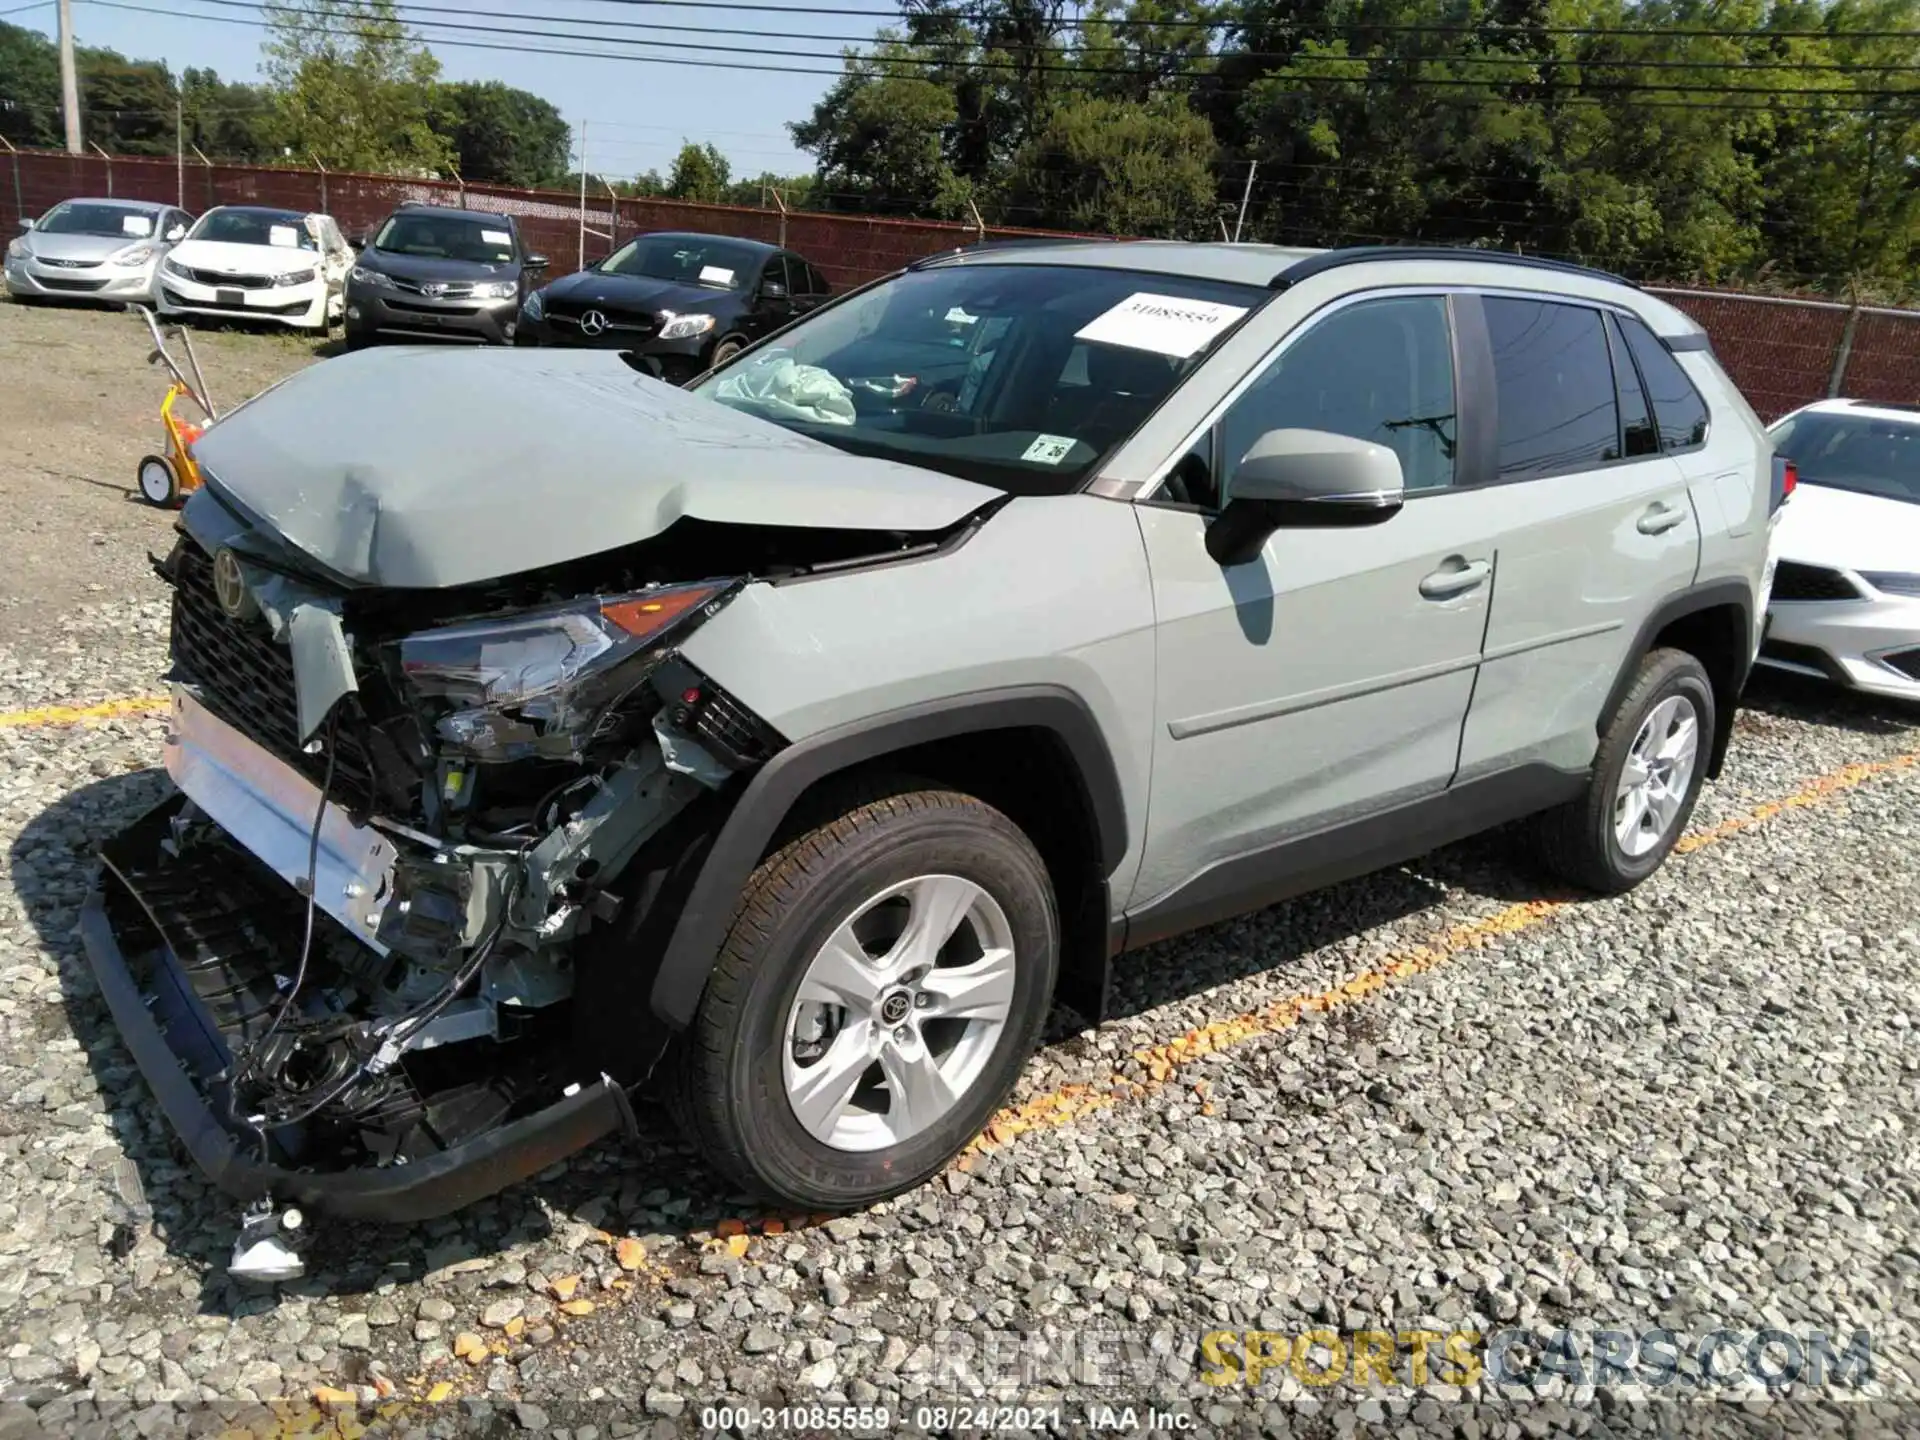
[1601,577,1755,779]
[648,684,1130,1029]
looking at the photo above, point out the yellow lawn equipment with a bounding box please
[133,306,218,508]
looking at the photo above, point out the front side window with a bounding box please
[373,213,515,264]
[693,263,1261,495]
[1618,314,1710,450]
[189,208,318,251]
[601,235,759,290]
[1485,298,1619,480]
[1217,295,1458,500]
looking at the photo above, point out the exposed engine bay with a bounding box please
[98,507,967,1183]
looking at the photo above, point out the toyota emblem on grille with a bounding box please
[579,309,609,337]
[211,548,259,622]
[422,282,447,298]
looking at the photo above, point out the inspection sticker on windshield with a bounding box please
[1075,292,1248,358]
[1021,433,1078,465]
[268,225,301,248]
[121,214,153,237]
[481,229,511,246]
[699,265,735,285]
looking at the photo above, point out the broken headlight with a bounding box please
[396,579,738,760]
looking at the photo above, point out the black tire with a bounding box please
[135,454,179,508]
[1532,647,1716,894]
[668,780,1058,1210]
[708,336,745,369]
[343,325,374,352]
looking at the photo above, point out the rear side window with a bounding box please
[1484,298,1619,480]
[1618,314,1710,450]
[1606,314,1659,458]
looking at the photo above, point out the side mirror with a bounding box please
[1205,429,1405,566]
[348,232,368,249]
[525,253,550,271]
[16,218,32,232]
[165,225,185,243]
[761,279,789,301]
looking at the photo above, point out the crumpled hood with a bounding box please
[189,347,1002,589]
[1773,482,1920,575]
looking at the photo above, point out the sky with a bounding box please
[13,0,904,177]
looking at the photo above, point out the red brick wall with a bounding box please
[9,147,1920,419]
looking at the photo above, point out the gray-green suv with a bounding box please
[85,242,1778,1240]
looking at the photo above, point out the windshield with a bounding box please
[1771,411,1920,504]
[188,209,317,251]
[375,212,516,264]
[691,263,1263,494]
[600,235,759,289]
[37,202,156,239]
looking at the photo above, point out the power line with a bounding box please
[158,0,1920,72]
[78,0,1920,102]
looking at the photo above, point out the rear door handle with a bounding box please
[1418,557,1492,599]
[1637,502,1687,535]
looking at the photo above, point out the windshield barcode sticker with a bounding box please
[699,265,735,285]
[1022,434,1078,465]
[1075,292,1249,358]
[121,214,153,236]
[268,225,300,248]
[482,229,511,246]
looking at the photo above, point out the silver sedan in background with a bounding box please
[5,197,194,306]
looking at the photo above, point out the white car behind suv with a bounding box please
[1759,399,1920,700]
[157,205,352,332]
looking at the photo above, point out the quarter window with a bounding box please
[1607,313,1660,458]
[1217,295,1457,499]
[1485,298,1619,480]
[1618,314,1710,450]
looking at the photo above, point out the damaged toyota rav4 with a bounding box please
[87,242,1779,1259]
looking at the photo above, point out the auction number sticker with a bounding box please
[1075,292,1248,357]
[482,229,511,246]
[1021,433,1078,465]
[700,265,736,285]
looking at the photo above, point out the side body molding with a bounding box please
[649,685,1129,1029]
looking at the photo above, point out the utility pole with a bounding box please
[577,119,587,271]
[57,0,82,155]
[175,86,184,208]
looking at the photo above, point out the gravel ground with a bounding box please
[1,305,1917,1438]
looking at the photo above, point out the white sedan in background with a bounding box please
[4,197,192,304]
[1759,399,1920,700]
[156,205,352,331]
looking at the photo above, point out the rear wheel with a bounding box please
[1532,647,1714,893]
[669,782,1058,1209]
[708,336,745,369]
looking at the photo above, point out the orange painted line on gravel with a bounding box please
[0,695,168,729]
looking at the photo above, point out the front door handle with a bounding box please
[1637,502,1687,535]
[1418,557,1492,599]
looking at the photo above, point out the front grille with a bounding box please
[546,306,657,337]
[40,257,100,269]
[179,265,275,289]
[391,277,477,298]
[1883,649,1920,681]
[388,298,482,316]
[169,543,377,800]
[35,275,109,291]
[1772,561,1861,602]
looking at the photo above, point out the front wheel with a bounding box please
[669,782,1058,1210]
[708,336,745,369]
[1532,647,1715,894]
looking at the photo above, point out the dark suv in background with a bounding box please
[515,231,831,380]
[344,203,548,347]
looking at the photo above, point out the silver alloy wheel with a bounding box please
[782,873,1017,1152]
[1614,693,1700,857]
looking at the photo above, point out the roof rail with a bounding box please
[909,235,1105,269]
[1271,245,1631,291]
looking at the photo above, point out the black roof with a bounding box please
[636,230,781,254]
[389,203,518,224]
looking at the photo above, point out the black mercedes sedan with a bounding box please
[515,232,831,380]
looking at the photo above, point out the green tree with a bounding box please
[0,21,61,148]
[77,49,174,156]
[790,53,968,216]
[437,79,569,188]
[262,0,452,175]
[1003,95,1217,235]
[724,171,816,208]
[665,141,732,203]
[181,67,276,163]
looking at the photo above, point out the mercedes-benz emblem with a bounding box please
[579,309,609,337]
[211,548,259,621]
